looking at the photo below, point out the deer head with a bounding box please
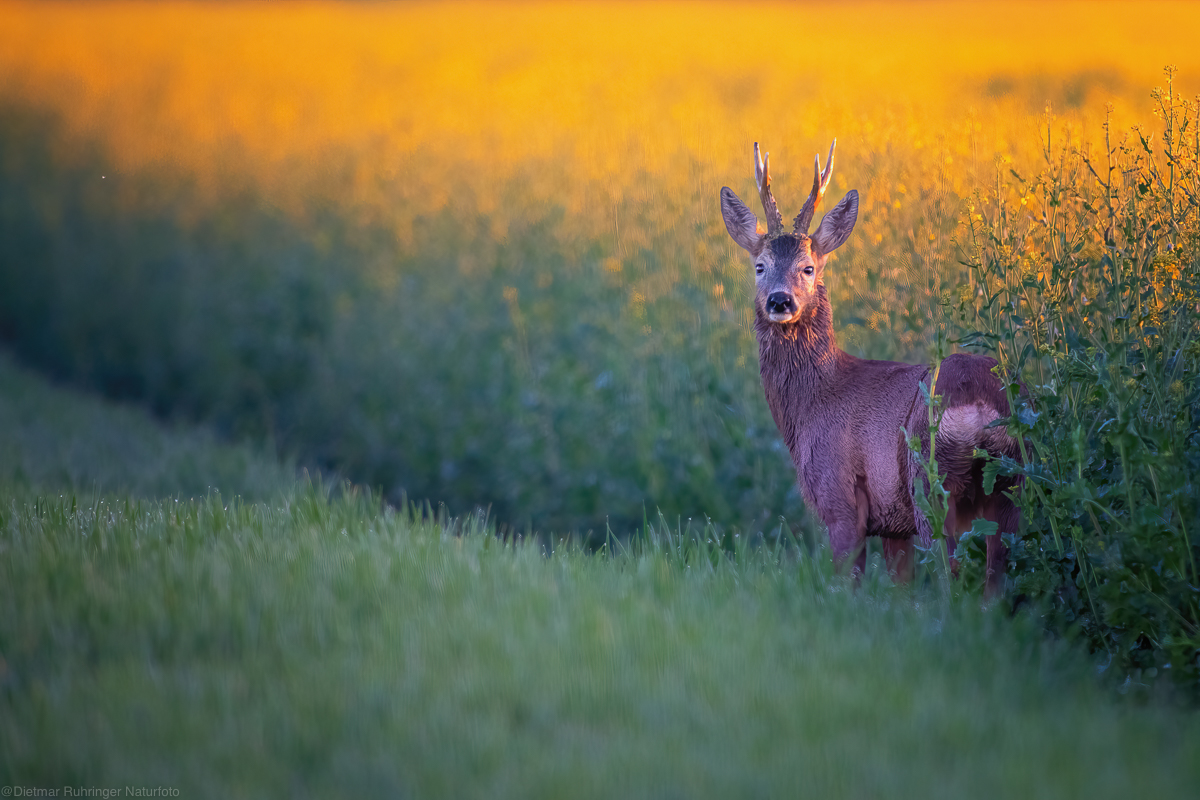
[720,140,859,324]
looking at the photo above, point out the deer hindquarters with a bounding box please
[935,401,1018,495]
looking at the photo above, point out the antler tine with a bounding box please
[754,142,785,237]
[793,139,837,235]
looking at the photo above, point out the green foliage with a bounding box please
[956,69,1200,697]
[0,102,815,539]
[904,333,957,589]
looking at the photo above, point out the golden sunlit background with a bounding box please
[1,0,1198,534]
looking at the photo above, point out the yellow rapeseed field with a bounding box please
[2,0,1198,353]
[3,1,1198,211]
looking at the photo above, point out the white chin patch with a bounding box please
[768,312,795,323]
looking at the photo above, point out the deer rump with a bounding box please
[905,353,1021,546]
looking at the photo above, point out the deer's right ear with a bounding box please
[720,187,764,254]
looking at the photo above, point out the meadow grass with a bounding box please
[0,352,297,501]
[2,427,1200,796]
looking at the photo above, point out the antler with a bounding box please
[754,142,785,238]
[792,139,837,236]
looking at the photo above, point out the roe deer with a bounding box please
[719,140,1019,594]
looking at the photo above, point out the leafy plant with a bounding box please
[956,68,1200,697]
[904,332,956,592]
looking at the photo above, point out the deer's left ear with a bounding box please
[811,190,859,257]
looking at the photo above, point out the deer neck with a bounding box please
[754,284,846,443]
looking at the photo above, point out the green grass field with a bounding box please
[0,353,296,501]
[3,349,1199,798]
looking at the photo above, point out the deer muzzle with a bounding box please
[766,291,796,322]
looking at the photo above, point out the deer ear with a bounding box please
[720,187,764,253]
[811,190,859,257]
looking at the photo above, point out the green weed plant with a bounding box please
[955,69,1200,697]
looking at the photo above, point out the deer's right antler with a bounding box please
[754,142,785,238]
[793,139,836,236]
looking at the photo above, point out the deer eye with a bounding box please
[803,265,814,276]
[755,263,765,275]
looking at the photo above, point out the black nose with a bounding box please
[766,292,795,315]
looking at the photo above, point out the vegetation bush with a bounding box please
[954,70,1200,697]
[0,102,809,537]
